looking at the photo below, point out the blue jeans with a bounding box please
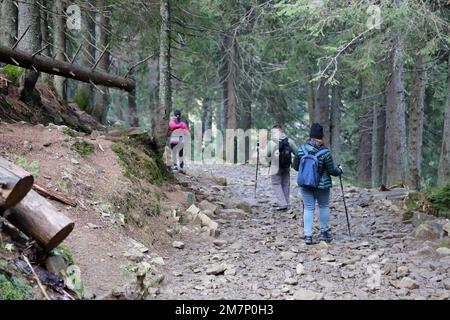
[300,187,331,237]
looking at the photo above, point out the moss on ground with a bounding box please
[72,141,95,156]
[111,141,168,186]
[52,244,74,265]
[1,65,22,87]
[63,128,80,138]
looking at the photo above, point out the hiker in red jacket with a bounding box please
[167,109,189,172]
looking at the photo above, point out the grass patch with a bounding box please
[71,141,95,156]
[13,156,40,178]
[1,65,22,87]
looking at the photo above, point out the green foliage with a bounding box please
[74,88,90,112]
[13,156,40,178]
[72,141,95,156]
[427,184,450,218]
[52,244,74,266]
[1,65,22,86]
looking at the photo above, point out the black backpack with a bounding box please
[278,137,292,169]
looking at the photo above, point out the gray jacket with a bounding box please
[266,132,297,174]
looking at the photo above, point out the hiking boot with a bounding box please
[319,229,333,243]
[304,236,313,245]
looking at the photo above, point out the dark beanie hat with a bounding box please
[174,109,181,117]
[309,123,324,139]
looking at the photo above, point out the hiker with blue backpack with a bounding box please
[293,123,343,245]
[266,124,297,211]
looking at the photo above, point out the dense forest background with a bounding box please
[0,0,449,189]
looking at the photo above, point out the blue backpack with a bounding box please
[297,145,329,188]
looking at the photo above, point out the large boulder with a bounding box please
[411,224,441,240]
[199,200,219,214]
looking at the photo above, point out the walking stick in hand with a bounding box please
[254,141,260,198]
[338,168,352,238]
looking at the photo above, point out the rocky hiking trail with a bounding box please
[155,164,450,300]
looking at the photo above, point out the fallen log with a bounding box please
[4,190,75,252]
[0,166,34,213]
[0,156,74,252]
[0,45,135,92]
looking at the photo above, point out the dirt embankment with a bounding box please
[0,121,192,298]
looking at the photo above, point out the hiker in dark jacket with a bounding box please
[293,123,343,245]
[266,124,297,211]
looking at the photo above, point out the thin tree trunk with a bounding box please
[92,0,111,124]
[357,81,372,186]
[53,0,66,103]
[330,84,341,163]
[408,53,427,190]
[202,97,213,135]
[18,0,41,104]
[385,17,408,186]
[76,0,96,111]
[437,52,450,186]
[128,75,138,127]
[306,73,315,126]
[371,104,386,187]
[40,0,51,83]
[0,0,18,48]
[152,0,172,153]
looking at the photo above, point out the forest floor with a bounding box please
[155,164,450,300]
[1,121,449,300]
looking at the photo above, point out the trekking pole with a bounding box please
[339,174,352,239]
[254,141,260,198]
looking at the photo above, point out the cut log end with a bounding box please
[4,175,34,208]
[45,222,75,252]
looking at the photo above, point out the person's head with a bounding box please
[174,109,181,119]
[309,123,324,140]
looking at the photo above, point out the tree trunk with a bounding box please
[385,22,408,186]
[76,0,96,111]
[0,46,135,91]
[0,0,18,48]
[315,66,330,140]
[408,53,427,190]
[18,0,41,104]
[221,0,238,163]
[92,0,111,124]
[330,84,341,163]
[152,0,172,154]
[371,104,386,187]
[53,0,67,103]
[306,73,315,126]
[437,52,450,186]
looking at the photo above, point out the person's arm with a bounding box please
[323,152,342,176]
[292,145,303,171]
